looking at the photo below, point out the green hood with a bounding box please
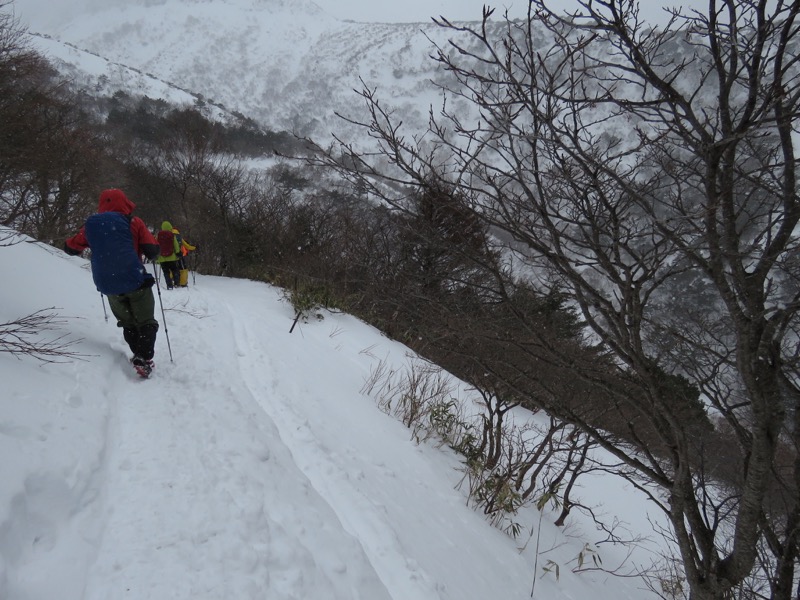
[161,221,173,231]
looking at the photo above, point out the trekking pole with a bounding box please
[192,251,197,286]
[151,262,174,363]
[100,293,109,322]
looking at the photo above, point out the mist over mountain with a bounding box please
[13,0,484,144]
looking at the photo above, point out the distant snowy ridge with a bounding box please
[32,33,240,124]
[22,0,481,142]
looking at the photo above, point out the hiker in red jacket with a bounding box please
[64,188,160,377]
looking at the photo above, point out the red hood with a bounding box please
[97,189,136,215]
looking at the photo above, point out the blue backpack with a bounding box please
[84,212,146,295]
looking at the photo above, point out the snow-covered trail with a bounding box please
[201,278,529,600]
[81,280,394,600]
[49,268,533,600]
[181,277,530,600]
[1,238,534,600]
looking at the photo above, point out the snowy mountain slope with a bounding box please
[14,0,480,142]
[0,229,664,599]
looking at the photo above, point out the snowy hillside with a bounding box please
[0,228,666,599]
[11,0,482,142]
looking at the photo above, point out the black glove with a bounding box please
[64,242,82,256]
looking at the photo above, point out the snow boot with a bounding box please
[131,355,154,378]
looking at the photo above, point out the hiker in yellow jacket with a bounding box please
[156,221,182,289]
[172,226,196,287]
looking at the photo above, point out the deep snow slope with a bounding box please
[14,0,483,142]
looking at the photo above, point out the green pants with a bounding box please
[108,287,158,329]
[108,287,159,360]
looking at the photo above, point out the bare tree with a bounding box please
[310,1,800,598]
[0,4,100,242]
[0,308,83,362]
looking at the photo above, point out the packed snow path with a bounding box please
[78,276,522,600]
[81,279,396,599]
